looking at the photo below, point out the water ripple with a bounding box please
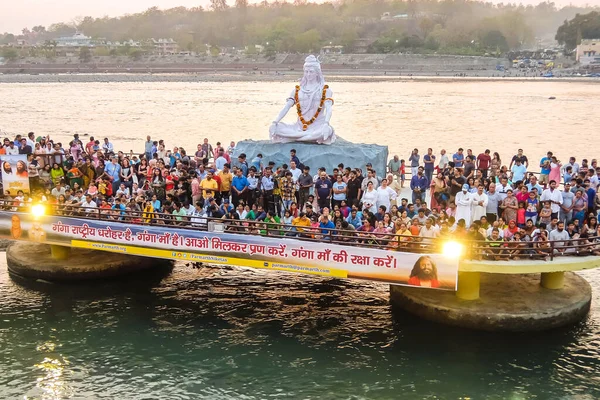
[1,255,600,399]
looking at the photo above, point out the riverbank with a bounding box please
[1,52,589,83]
[0,71,598,84]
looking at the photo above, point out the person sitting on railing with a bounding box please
[581,216,598,238]
[235,203,247,220]
[549,221,572,255]
[207,201,224,220]
[249,204,267,222]
[335,220,356,243]
[111,197,127,220]
[331,208,345,227]
[142,200,154,224]
[507,231,531,259]
[346,208,363,230]
[317,214,335,241]
[503,220,519,240]
[589,225,600,256]
[81,194,97,216]
[189,201,207,229]
[219,198,234,216]
[292,212,311,238]
[394,221,412,249]
[484,228,505,260]
[371,220,392,246]
[356,218,374,244]
[262,211,281,236]
[409,218,422,239]
[533,230,552,258]
[224,211,244,233]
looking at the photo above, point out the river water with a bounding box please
[1,79,599,163]
[1,79,600,398]
[1,257,600,399]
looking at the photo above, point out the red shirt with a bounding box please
[407,276,440,288]
[212,175,222,191]
[477,153,491,169]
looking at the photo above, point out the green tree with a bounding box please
[210,0,229,12]
[48,23,76,36]
[424,35,440,50]
[556,11,600,49]
[130,49,144,60]
[42,40,57,59]
[79,46,92,63]
[1,48,18,61]
[481,30,509,52]
[294,29,321,53]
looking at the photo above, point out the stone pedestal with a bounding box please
[233,137,389,176]
[390,272,592,332]
[6,242,172,281]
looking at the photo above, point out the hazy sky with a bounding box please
[2,0,599,34]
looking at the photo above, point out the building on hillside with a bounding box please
[320,45,344,55]
[381,12,410,21]
[55,32,93,47]
[149,38,179,55]
[576,39,600,66]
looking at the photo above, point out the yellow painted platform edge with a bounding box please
[459,256,600,274]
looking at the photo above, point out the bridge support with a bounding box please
[456,271,480,300]
[389,272,591,331]
[540,271,564,289]
[50,245,70,260]
[6,242,172,281]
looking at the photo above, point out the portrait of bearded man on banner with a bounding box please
[407,255,440,288]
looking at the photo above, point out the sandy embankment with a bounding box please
[0,52,571,83]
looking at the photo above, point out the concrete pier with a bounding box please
[7,242,172,281]
[390,272,592,332]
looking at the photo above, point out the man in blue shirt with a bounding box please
[453,148,464,168]
[410,166,429,203]
[346,209,363,229]
[251,153,263,174]
[315,171,333,212]
[584,179,596,214]
[290,149,301,169]
[526,175,543,194]
[539,151,552,188]
[511,159,527,183]
[104,157,121,194]
[231,168,249,207]
[237,153,249,176]
[423,148,436,182]
[319,215,335,239]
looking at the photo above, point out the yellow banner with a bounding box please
[70,240,347,278]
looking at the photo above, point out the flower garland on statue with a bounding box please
[295,84,329,131]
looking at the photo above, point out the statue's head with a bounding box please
[301,55,325,87]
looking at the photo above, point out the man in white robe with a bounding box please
[455,184,473,227]
[471,185,489,225]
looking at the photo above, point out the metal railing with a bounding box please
[2,200,598,261]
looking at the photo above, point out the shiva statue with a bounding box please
[269,55,336,144]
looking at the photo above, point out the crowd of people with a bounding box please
[3,132,600,260]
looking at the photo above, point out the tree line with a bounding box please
[1,1,599,58]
